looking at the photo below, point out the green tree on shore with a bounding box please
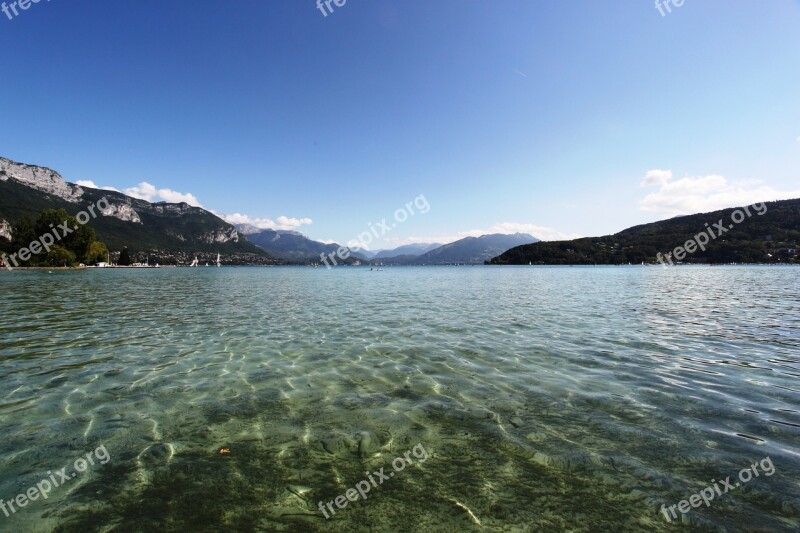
[8,209,108,267]
[87,241,109,264]
[45,246,77,267]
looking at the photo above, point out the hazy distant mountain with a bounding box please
[490,199,800,265]
[372,243,442,259]
[378,233,539,264]
[239,227,366,262]
[0,157,273,263]
[352,248,379,259]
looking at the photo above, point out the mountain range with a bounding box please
[9,156,792,268]
[236,226,363,263]
[371,243,442,259]
[236,225,536,265]
[373,233,539,264]
[0,156,539,265]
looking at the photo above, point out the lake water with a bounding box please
[1,266,798,532]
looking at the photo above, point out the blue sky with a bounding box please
[1,0,799,248]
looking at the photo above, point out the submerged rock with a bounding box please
[139,442,174,464]
[321,435,356,455]
[356,430,380,458]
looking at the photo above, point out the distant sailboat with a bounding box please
[216,253,221,267]
[189,257,199,267]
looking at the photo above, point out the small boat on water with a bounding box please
[189,257,199,267]
[216,253,221,267]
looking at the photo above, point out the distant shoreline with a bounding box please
[2,263,798,272]
[0,266,88,271]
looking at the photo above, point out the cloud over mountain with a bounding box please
[123,182,203,207]
[217,212,313,232]
[639,170,800,218]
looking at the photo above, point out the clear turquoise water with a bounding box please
[0,266,798,532]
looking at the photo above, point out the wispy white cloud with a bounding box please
[80,177,313,230]
[216,212,313,231]
[639,169,800,217]
[75,180,120,192]
[640,169,672,187]
[74,179,201,205]
[123,182,203,207]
